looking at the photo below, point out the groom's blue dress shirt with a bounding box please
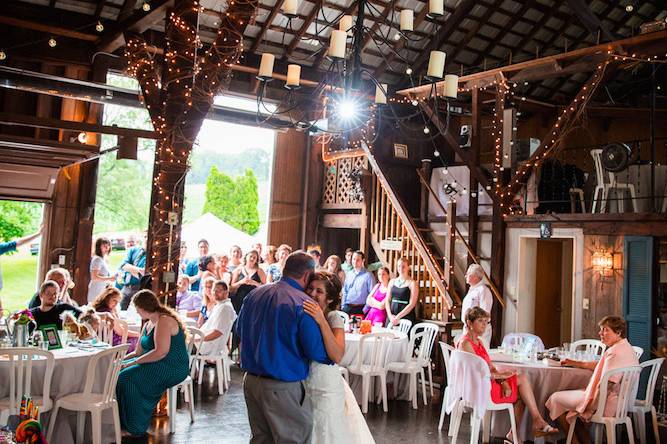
[236,277,331,382]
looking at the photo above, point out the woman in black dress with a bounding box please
[230,249,266,313]
[385,256,419,327]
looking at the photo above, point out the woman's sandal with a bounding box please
[533,424,559,437]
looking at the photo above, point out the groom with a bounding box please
[236,251,330,443]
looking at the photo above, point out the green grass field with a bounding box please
[1,249,126,313]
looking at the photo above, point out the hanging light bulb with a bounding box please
[471,192,477,198]
[405,67,413,75]
[625,3,634,12]
[48,38,57,48]
[443,168,449,175]
[95,21,104,32]
[423,127,430,134]
[142,1,151,11]
[393,33,401,41]
[77,132,88,143]
[0,50,6,61]
[411,100,418,106]
[434,150,440,157]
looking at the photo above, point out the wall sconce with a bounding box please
[591,249,622,277]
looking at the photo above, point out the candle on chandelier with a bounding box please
[429,0,444,16]
[375,83,388,104]
[427,50,446,79]
[328,30,347,58]
[400,10,414,31]
[444,74,459,99]
[286,64,301,87]
[282,0,298,16]
[258,53,275,78]
[339,15,353,34]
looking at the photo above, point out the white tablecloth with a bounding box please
[489,357,592,441]
[340,330,412,403]
[0,346,116,443]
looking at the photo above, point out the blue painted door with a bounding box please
[622,236,654,362]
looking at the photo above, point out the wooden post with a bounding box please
[468,88,481,266]
[419,159,432,223]
[445,200,456,292]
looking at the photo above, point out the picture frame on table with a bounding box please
[39,324,62,350]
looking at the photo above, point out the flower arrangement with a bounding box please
[10,309,34,325]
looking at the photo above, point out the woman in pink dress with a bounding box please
[546,316,639,444]
[364,266,390,325]
[458,306,557,442]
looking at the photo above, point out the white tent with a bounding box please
[181,212,259,255]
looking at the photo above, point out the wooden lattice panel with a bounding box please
[323,161,337,205]
[335,158,353,204]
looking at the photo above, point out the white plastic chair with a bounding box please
[47,345,129,444]
[96,322,113,344]
[410,322,439,397]
[191,323,233,395]
[386,329,430,409]
[448,350,518,444]
[347,332,394,413]
[168,327,202,433]
[501,333,545,354]
[0,348,55,425]
[570,339,606,359]
[590,149,638,213]
[566,365,641,444]
[340,366,349,383]
[337,310,350,327]
[629,358,664,444]
[392,319,412,335]
[632,346,644,360]
[437,342,456,434]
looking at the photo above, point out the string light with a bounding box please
[48,38,57,47]
[95,21,104,32]
[142,1,151,11]
[0,51,6,61]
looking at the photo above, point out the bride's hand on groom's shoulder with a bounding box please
[303,300,326,326]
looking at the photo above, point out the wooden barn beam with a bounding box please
[97,0,174,53]
[249,0,285,54]
[566,0,614,42]
[285,0,321,59]
[0,16,100,42]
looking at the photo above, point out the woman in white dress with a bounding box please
[87,237,116,303]
[303,271,375,444]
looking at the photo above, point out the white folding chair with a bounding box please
[501,332,545,353]
[632,346,644,360]
[590,149,638,213]
[47,345,129,444]
[629,358,664,444]
[114,318,129,345]
[96,322,113,344]
[392,319,412,335]
[410,322,439,397]
[348,332,394,413]
[566,365,641,444]
[448,350,518,444]
[337,310,350,326]
[191,323,234,395]
[386,329,430,409]
[340,366,349,383]
[0,348,55,425]
[570,339,606,359]
[168,327,202,433]
[437,342,457,434]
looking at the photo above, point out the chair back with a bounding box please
[336,310,350,327]
[570,339,606,358]
[501,333,545,353]
[592,365,641,421]
[636,358,664,405]
[590,149,608,186]
[80,345,129,404]
[96,322,113,344]
[439,341,456,381]
[632,345,644,360]
[393,319,412,335]
[356,332,395,372]
[411,322,439,363]
[115,319,129,345]
[187,326,205,368]
[447,349,492,418]
[3,348,54,415]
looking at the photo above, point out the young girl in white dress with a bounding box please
[304,271,375,444]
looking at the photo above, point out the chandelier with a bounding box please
[251,0,460,152]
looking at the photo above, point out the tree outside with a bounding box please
[0,200,42,242]
[203,167,260,235]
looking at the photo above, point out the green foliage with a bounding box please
[0,200,42,242]
[203,167,260,234]
[188,147,271,183]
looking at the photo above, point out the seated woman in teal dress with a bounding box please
[116,289,190,437]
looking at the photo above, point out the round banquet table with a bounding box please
[0,346,117,444]
[489,356,592,441]
[340,329,413,403]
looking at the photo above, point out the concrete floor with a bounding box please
[130,365,467,443]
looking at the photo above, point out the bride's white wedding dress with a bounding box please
[306,312,375,444]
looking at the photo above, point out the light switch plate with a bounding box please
[583,298,590,310]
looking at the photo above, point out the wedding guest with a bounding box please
[386,257,418,327]
[116,290,190,438]
[118,235,146,310]
[365,266,391,326]
[252,242,263,263]
[303,271,375,443]
[92,286,139,351]
[30,280,81,330]
[237,252,330,443]
[175,274,202,318]
[341,251,374,316]
[197,277,217,328]
[341,248,354,274]
[461,263,493,347]
[199,255,219,282]
[178,242,188,275]
[28,267,75,309]
[546,316,638,444]
[185,239,209,292]
[198,280,236,356]
[261,245,277,270]
[323,255,346,285]
[87,237,115,303]
[0,225,41,311]
[216,253,231,283]
[228,245,243,273]
[459,307,557,440]
[230,250,266,313]
[307,247,323,270]
[266,244,292,283]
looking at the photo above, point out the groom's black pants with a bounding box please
[243,373,313,444]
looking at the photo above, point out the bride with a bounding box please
[303,271,375,444]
